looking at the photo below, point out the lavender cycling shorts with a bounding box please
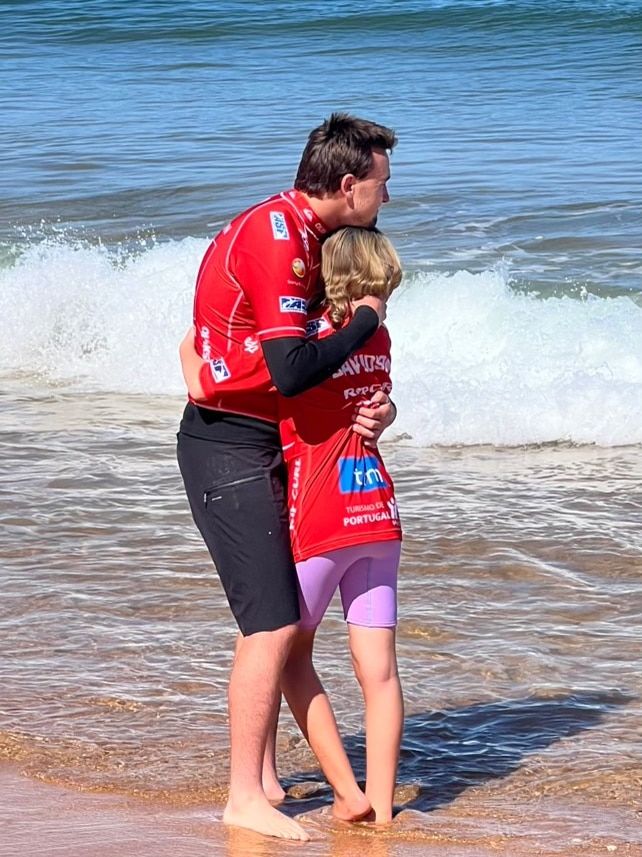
[295,540,401,630]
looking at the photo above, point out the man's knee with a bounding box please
[239,622,299,661]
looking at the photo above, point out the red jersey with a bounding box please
[279,310,402,563]
[192,189,329,423]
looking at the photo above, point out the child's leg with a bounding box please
[281,626,370,821]
[348,624,403,823]
[281,551,372,821]
[340,540,403,823]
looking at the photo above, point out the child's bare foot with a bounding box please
[361,805,394,824]
[332,786,371,822]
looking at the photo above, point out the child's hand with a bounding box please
[179,326,207,400]
[352,391,396,447]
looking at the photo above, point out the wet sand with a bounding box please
[2,392,642,856]
[3,765,641,857]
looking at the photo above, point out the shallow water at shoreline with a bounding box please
[1,389,641,852]
[2,766,641,857]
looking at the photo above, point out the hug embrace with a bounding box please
[177,112,404,841]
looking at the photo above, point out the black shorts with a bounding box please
[176,429,300,636]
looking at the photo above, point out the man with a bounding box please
[177,113,397,840]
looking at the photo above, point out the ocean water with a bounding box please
[1,2,641,855]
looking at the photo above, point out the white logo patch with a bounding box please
[200,325,211,360]
[333,353,392,378]
[280,296,307,314]
[209,358,231,383]
[243,336,259,354]
[270,211,289,240]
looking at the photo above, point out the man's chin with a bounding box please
[347,212,378,228]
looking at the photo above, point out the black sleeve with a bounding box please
[262,306,379,397]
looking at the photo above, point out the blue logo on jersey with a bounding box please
[280,296,307,314]
[338,456,388,493]
[270,211,289,240]
[209,357,231,383]
[305,317,331,338]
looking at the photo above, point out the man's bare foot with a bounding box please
[332,786,371,822]
[224,795,310,840]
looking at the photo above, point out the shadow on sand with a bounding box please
[283,689,635,815]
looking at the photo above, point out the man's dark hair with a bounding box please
[294,112,397,196]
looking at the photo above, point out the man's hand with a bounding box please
[352,389,397,448]
[351,294,387,325]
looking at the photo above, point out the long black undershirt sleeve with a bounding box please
[262,306,379,397]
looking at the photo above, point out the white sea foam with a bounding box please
[0,236,206,396]
[1,237,641,447]
[387,268,642,447]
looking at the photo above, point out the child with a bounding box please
[181,227,403,823]
[277,227,403,823]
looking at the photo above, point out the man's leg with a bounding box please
[233,632,286,802]
[261,701,285,802]
[176,432,306,839]
[224,623,309,839]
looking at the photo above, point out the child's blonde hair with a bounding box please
[320,227,403,326]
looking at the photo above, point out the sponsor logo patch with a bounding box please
[292,258,306,278]
[338,456,389,493]
[200,325,211,360]
[209,358,231,383]
[305,317,332,338]
[243,336,259,354]
[342,380,393,400]
[333,353,392,378]
[270,211,289,240]
[279,296,307,314]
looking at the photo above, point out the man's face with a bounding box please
[346,148,391,227]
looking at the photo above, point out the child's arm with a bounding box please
[178,327,207,401]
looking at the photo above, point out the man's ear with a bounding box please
[340,173,356,198]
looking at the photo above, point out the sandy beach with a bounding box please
[3,765,642,857]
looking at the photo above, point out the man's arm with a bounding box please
[187,295,387,404]
[180,323,397,444]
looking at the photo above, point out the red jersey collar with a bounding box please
[283,189,330,240]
